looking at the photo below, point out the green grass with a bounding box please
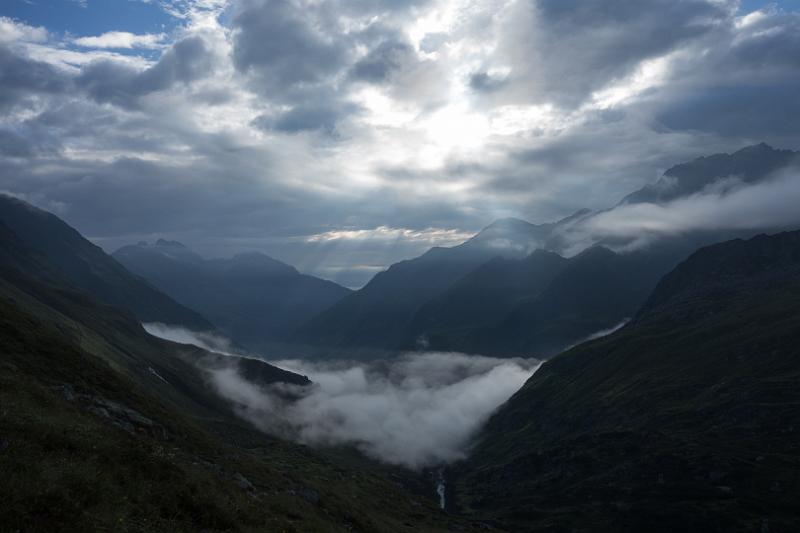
[453,283,800,532]
[0,271,488,532]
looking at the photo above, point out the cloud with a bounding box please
[0,17,48,44]
[480,0,731,107]
[231,0,350,96]
[143,322,237,354]
[0,44,68,113]
[73,31,167,50]
[3,0,800,285]
[305,225,474,245]
[557,169,800,252]
[77,35,215,108]
[252,102,360,135]
[144,323,539,469]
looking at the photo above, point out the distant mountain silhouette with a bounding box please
[0,195,212,330]
[293,211,586,350]
[113,240,351,348]
[412,245,683,357]
[620,143,799,205]
[404,249,568,349]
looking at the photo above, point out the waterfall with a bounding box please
[436,467,446,509]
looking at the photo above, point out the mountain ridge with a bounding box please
[113,239,351,350]
[0,194,213,331]
[453,229,800,532]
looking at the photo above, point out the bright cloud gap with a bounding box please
[73,31,166,50]
[305,225,475,245]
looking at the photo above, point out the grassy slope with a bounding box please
[0,271,484,532]
[0,195,212,330]
[453,238,800,532]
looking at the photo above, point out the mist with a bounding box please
[558,170,800,254]
[143,322,237,354]
[144,324,539,469]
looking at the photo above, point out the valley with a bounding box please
[2,144,800,532]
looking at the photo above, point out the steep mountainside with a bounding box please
[0,195,212,330]
[403,245,685,357]
[294,212,586,350]
[0,210,485,532]
[404,249,568,349]
[620,143,799,205]
[454,230,800,532]
[296,144,799,355]
[113,240,351,348]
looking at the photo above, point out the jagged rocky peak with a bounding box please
[620,143,800,205]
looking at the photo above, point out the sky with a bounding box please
[1,0,799,287]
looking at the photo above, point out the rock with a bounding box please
[300,487,320,505]
[233,473,255,492]
[61,384,75,402]
[770,481,782,493]
[83,395,167,438]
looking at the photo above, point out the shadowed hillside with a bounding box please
[454,230,800,532]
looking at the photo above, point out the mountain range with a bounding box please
[294,143,800,357]
[2,143,800,531]
[113,240,351,350]
[0,194,483,532]
[87,143,800,359]
[453,229,800,532]
[0,195,212,331]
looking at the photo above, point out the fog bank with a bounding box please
[144,324,539,469]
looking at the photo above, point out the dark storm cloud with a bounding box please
[650,10,800,140]
[252,103,356,135]
[77,36,214,108]
[487,0,730,106]
[0,129,33,157]
[468,72,507,93]
[350,40,412,84]
[658,84,800,138]
[231,0,350,97]
[0,44,68,113]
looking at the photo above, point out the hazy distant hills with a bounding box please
[297,143,800,357]
[113,240,351,349]
[454,230,800,532]
[0,195,212,331]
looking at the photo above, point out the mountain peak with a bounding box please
[621,143,799,205]
[635,230,800,324]
[155,239,186,248]
[484,217,537,230]
[734,141,775,155]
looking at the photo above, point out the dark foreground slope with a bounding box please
[454,231,800,532]
[0,224,482,531]
[0,195,212,330]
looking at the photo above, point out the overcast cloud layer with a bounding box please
[1,1,800,286]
